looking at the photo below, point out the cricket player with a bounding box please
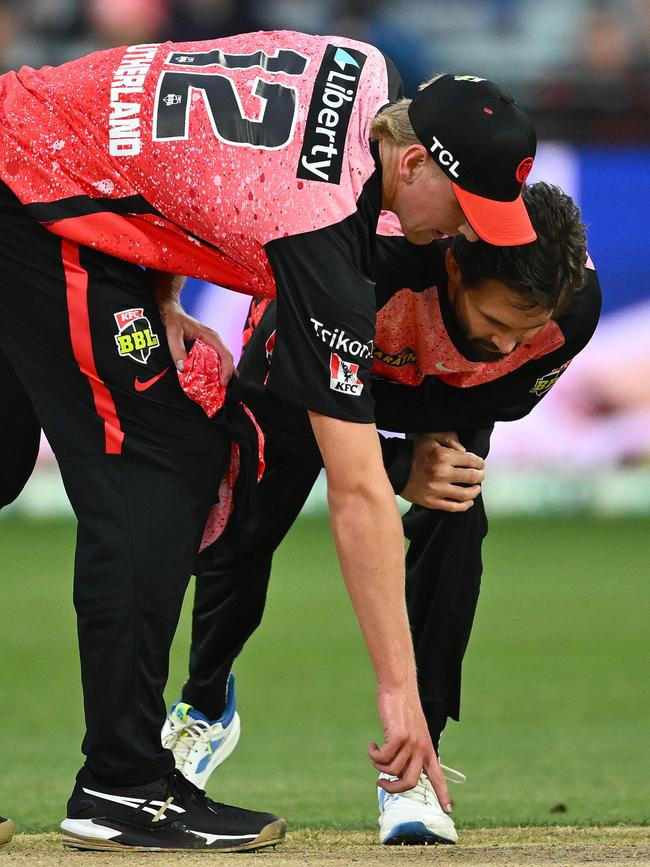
[0,30,537,851]
[161,182,601,844]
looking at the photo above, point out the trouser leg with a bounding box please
[0,342,40,508]
[0,187,230,784]
[183,421,322,718]
[402,428,492,746]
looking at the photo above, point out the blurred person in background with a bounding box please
[168,0,264,40]
[87,0,170,47]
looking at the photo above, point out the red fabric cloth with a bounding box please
[178,340,264,550]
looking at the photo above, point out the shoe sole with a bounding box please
[61,818,287,852]
[0,818,15,846]
[382,821,456,846]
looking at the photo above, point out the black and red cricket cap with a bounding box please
[408,74,537,246]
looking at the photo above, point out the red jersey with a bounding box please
[0,33,403,422]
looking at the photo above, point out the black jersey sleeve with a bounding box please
[263,176,381,423]
[373,268,602,433]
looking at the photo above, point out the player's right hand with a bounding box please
[369,686,451,811]
[400,431,485,511]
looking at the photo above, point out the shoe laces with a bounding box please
[441,763,466,785]
[163,717,213,766]
[401,773,439,807]
[382,765,466,806]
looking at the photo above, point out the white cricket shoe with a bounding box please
[161,673,241,790]
[378,771,459,845]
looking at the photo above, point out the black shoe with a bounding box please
[61,769,286,852]
[0,815,15,846]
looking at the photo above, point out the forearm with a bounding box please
[150,270,186,309]
[327,466,417,690]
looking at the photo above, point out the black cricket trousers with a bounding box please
[183,398,490,748]
[0,183,229,787]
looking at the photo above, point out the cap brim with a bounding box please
[452,183,537,246]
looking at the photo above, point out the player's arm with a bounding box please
[150,269,234,382]
[263,219,449,804]
[309,412,449,805]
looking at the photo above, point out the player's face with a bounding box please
[383,145,478,245]
[445,251,552,361]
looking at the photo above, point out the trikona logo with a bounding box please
[310,317,373,359]
[429,136,460,179]
[114,308,160,364]
[329,353,363,396]
[297,44,367,184]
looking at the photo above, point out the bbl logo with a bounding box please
[529,361,570,397]
[114,308,160,364]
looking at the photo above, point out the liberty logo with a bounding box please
[297,44,367,184]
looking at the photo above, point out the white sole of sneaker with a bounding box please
[60,817,287,852]
[0,818,15,846]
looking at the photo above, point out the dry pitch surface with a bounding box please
[2,827,649,866]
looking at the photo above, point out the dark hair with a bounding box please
[451,182,587,316]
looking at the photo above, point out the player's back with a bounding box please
[0,32,395,291]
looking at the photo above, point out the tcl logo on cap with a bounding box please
[429,136,460,179]
[329,352,363,396]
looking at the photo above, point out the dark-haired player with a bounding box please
[0,28,538,849]
[162,182,601,845]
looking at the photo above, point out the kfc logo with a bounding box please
[329,352,363,396]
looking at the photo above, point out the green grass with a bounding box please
[0,514,648,832]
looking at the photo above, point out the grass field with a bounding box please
[0,513,648,836]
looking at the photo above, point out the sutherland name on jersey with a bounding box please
[109,44,158,156]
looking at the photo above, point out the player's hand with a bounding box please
[369,686,451,811]
[150,269,235,384]
[400,431,484,511]
[158,299,235,385]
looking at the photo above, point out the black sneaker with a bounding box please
[0,815,15,846]
[60,769,286,852]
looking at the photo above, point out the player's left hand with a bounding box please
[151,271,234,384]
[159,300,235,384]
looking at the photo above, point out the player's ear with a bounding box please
[399,144,429,184]
[445,247,462,284]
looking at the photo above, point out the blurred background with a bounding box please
[1,1,649,834]
[2,0,649,517]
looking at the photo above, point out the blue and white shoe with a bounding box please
[162,674,241,790]
[378,771,459,845]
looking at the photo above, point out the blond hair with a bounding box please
[370,99,417,145]
[369,75,445,145]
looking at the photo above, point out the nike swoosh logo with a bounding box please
[134,367,169,392]
[435,362,457,373]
